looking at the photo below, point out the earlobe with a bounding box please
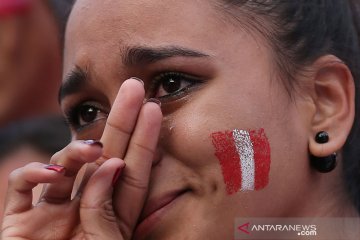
[309,131,337,173]
[308,55,355,158]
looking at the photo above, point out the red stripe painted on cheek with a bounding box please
[211,131,241,195]
[249,128,271,190]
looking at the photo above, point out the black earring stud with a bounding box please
[315,131,329,143]
[310,131,337,173]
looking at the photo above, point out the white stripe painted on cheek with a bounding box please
[233,129,255,191]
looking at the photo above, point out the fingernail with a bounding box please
[130,77,144,86]
[45,164,65,173]
[145,98,161,107]
[83,140,103,148]
[112,165,125,187]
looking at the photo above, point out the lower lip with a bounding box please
[133,192,187,239]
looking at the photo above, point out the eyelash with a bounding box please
[64,101,108,131]
[64,71,202,131]
[148,71,202,101]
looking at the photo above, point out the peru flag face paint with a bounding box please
[211,128,271,195]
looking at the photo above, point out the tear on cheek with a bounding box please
[210,128,271,195]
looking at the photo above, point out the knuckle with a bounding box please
[131,141,155,158]
[96,153,112,166]
[121,173,148,191]
[7,168,22,185]
[50,141,80,164]
[106,121,132,137]
[100,200,117,223]
[100,153,112,162]
[50,150,62,163]
[81,199,117,223]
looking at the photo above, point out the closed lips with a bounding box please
[139,188,190,224]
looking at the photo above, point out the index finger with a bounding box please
[98,78,145,164]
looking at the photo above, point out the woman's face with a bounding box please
[62,0,314,239]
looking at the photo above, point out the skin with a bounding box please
[0,146,48,223]
[0,0,62,126]
[1,0,357,239]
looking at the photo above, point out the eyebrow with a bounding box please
[58,66,88,103]
[122,45,209,66]
[59,45,209,102]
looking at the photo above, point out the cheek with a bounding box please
[161,98,272,195]
[160,78,291,196]
[211,128,271,195]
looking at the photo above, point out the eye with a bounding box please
[65,102,108,130]
[152,72,200,99]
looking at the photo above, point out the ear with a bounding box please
[308,55,355,157]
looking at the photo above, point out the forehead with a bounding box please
[64,0,231,70]
[67,0,217,42]
[69,0,217,33]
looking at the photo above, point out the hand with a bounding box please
[1,79,163,240]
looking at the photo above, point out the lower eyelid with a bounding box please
[95,112,108,120]
[157,82,200,102]
[73,119,107,140]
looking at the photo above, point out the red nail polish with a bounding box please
[112,167,123,187]
[45,164,65,173]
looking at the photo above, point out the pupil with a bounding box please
[162,77,181,93]
[80,106,97,122]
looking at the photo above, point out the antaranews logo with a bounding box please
[238,222,251,235]
[237,222,317,236]
[234,217,360,240]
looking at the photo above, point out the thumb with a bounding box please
[79,158,125,239]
